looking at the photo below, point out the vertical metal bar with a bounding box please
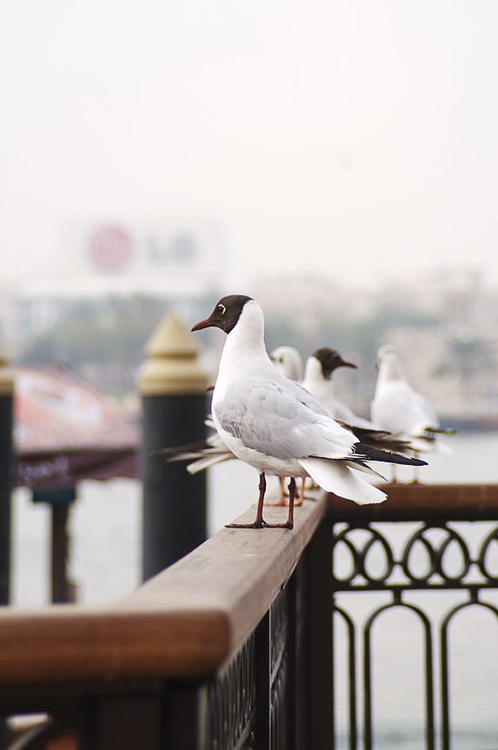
[440,623,451,750]
[0,384,13,605]
[79,693,162,750]
[423,618,435,750]
[293,559,308,750]
[50,502,71,603]
[162,683,203,750]
[333,605,358,750]
[363,624,372,750]
[286,569,298,750]
[0,718,8,750]
[255,611,270,750]
[0,373,13,750]
[306,517,334,750]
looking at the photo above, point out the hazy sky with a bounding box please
[2,0,498,289]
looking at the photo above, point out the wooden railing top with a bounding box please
[0,493,327,686]
[327,482,498,521]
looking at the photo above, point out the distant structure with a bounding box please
[2,216,225,360]
[60,218,224,295]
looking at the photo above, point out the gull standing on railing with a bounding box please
[191,295,427,529]
[162,345,305,506]
[371,345,454,478]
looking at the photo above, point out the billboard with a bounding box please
[62,218,223,285]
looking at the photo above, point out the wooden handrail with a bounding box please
[0,494,327,686]
[327,482,498,520]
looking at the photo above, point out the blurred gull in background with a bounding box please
[371,345,454,460]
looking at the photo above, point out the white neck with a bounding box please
[303,356,335,415]
[377,353,406,384]
[218,300,271,379]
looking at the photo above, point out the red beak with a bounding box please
[191,318,213,332]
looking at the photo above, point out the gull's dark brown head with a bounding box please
[313,347,357,379]
[191,295,253,334]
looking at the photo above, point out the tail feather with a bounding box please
[354,444,427,467]
[187,453,234,474]
[151,438,211,456]
[344,460,386,482]
[340,423,417,454]
[299,458,387,505]
[424,426,457,436]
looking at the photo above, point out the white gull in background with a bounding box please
[270,346,304,382]
[191,295,426,529]
[371,345,453,454]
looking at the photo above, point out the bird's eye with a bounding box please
[217,303,226,315]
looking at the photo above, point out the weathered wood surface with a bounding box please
[0,493,326,685]
[327,482,498,520]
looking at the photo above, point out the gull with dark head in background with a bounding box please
[191,295,427,529]
[303,347,375,427]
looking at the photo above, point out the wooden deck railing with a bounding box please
[2,484,498,750]
[0,492,330,749]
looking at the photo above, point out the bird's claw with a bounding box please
[225,520,269,529]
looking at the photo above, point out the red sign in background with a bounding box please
[88,224,134,272]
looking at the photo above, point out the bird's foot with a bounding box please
[225,520,270,529]
[263,521,294,529]
[265,499,288,506]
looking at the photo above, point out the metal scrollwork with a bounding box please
[205,633,256,750]
[332,525,395,585]
[331,522,498,589]
[477,526,498,583]
[401,525,471,585]
[330,516,498,750]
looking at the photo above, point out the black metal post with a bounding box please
[50,503,71,603]
[306,517,334,749]
[139,313,209,580]
[0,364,13,749]
[0,368,14,606]
[32,486,77,603]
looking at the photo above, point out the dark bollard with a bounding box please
[0,358,13,748]
[138,312,209,580]
[0,357,14,606]
[32,486,77,603]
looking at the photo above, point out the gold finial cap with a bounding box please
[137,312,210,396]
[0,351,14,396]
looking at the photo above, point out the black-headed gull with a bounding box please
[302,348,374,427]
[192,296,426,529]
[371,344,453,454]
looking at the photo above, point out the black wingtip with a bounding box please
[355,443,428,467]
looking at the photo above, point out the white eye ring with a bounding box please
[217,304,226,315]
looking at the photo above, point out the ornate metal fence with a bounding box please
[1,485,498,750]
[329,484,498,750]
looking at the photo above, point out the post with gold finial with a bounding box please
[137,312,210,579]
[0,353,14,605]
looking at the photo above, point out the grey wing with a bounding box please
[373,381,439,435]
[215,377,354,459]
